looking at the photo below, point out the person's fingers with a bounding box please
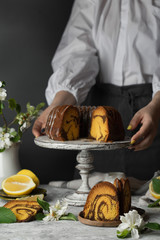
[32,118,46,138]
[131,133,153,151]
[128,116,153,150]
[32,124,41,138]
[129,118,156,151]
[127,111,142,131]
[130,123,150,144]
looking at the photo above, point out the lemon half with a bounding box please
[149,176,160,199]
[17,169,40,187]
[2,174,36,196]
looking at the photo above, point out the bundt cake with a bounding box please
[82,178,131,222]
[4,200,42,222]
[45,105,125,142]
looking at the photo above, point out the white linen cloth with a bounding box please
[46,0,160,105]
[49,171,147,193]
[139,170,160,206]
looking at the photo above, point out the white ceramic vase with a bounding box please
[0,143,21,187]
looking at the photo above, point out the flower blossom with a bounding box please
[117,210,145,239]
[0,88,7,101]
[43,200,68,222]
[0,132,13,150]
[20,121,31,132]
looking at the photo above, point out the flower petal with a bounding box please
[131,228,140,239]
[117,223,130,232]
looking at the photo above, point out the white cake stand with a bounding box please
[34,136,130,206]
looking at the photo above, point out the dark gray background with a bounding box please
[0,0,78,183]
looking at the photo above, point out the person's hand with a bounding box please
[32,105,53,138]
[32,90,77,138]
[128,94,160,151]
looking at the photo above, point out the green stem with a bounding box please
[1,111,7,132]
[7,118,17,128]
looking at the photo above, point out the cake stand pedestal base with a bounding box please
[65,150,94,206]
[64,192,89,206]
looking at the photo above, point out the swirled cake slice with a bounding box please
[4,200,42,222]
[82,178,131,222]
[82,181,120,221]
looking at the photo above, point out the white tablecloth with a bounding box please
[0,185,160,240]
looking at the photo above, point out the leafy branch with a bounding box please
[0,81,45,152]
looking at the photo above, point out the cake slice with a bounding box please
[120,178,131,213]
[4,200,42,222]
[113,178,131,215]
[82,181,120,221]
[82,178,131,222]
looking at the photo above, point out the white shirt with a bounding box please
[46,0,160,105]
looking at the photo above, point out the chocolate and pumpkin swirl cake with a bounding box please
[45,105,125,142]
[82,179,131,222]
[82,182,120,221]
[4,200,42,222]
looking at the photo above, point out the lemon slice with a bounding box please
[17,169,40,187]
[2,174,36,196]
[149,176,160,199]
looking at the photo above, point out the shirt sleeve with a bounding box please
[152,63,160,97]
[45,0,99,105]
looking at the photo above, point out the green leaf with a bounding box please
[117,229,131,239]
[37,197,50,212]
[0,148,5,152]
[0,101,5,114]
[25,102,45,118]
[148,199,160,208]
[26,102,35,113]
[16,104,21,113]
[1,81,6,87]
[11,134,21,143]
[60,213,77,221]
[0,207,16,223]
[152,178,160,194]
[10,131,18,137]
[35,212,45,221]
[36,102,45,111]
[8,98,17,110]
[18,129,22,138]
[144,222,160,231]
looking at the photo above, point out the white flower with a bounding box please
[9,128,15,133]
[117,210,145,239]
[43,200,68,222]
[0,81,3,87]
[20,121,31,132]
[0,88,7,101]
[0,132,13,150]
[0,139,5,149]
